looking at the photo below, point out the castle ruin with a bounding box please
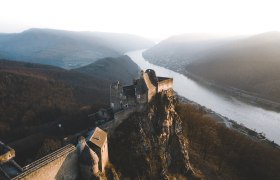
[77,127,109,179]
[0,69,173,179]
[110,69,173,112]
[0,127,109,180]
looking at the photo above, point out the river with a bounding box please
[126,49,280,145]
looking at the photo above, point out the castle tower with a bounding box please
[87,127,109,173]
[109,69,173,113]
[110,81,125,112]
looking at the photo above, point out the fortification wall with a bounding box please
[143,73,157,102]
[101,105,146,134]
[158,78,173,92]
[13,144,78,180]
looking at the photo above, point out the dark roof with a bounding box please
[158,76,171,82]
[87,127,107,148]
[123,85,135,96]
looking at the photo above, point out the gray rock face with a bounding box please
[109,89,196,179]
[150,90,194,177]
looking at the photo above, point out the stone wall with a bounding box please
[158,78,173,92]
[12,144,78,180]
[143,73,157,102]
[101,105,146,134]
[110,82,124,112]
[101,138,109,173]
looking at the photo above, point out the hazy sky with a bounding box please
[1,0,279,39]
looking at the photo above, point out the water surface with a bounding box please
[126,50,280,144]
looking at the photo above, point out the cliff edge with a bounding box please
[109,90,199,179]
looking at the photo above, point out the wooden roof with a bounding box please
[87,127,107,148]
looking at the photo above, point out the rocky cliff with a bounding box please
[109,90,198,179]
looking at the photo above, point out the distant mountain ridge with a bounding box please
[143,32,280,103]
[0,28,154,69]
[143,33,241,69]
[187,32,280,102]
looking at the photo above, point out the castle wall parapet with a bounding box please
[12,144,78,180]
[101,105,146,134]
[158,77,173,92]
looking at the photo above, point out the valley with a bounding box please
[1,28,280,180]
[143,32,280,106]
[127,50,280,145]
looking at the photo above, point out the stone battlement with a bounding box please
[110,69,173,113]
[101,104,146,134]
[12,144,78,180]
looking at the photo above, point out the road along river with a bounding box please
[126,49,280,145]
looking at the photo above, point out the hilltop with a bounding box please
[74,55,140,84]
[0,28,154,69]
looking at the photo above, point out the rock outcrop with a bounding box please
[109,89,197,179]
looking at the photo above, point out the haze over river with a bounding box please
[126,50,280,145]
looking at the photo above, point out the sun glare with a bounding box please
[0,0,279,38]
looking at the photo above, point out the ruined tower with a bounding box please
[87,127,109,173]
[109,69,173,113]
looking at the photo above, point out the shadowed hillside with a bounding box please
[177,102,280,180]
[0,28,154,69]
[144,32,280,103]
[143,33,239,70]
[187,32,280,102]
[109,90,199,179]
[108,90,280,179]
[74,55,140,84]
[0,59,110,142]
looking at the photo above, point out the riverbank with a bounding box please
[177,94,280,148]
[143,55,280,112]
[183,70,280,112]
[127,49,280,146]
